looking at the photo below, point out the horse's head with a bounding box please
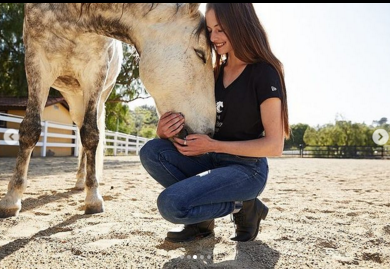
[134,3,216,137]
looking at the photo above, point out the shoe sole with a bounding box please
[165,231,214,243]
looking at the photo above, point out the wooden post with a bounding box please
[114,132,117,156]
[74,127,79,157]
[136,136,140,155]
[125,136,129,155]
[41,121,48,157]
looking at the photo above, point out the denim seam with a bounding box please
[157,150,212,182]
[158,151,181,183]
[256,165,269,196]
[184,174,258,219]
[189,172,260,208]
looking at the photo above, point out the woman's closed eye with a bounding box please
[207,29,224,34]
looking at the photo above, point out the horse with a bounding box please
[0,3,216,218]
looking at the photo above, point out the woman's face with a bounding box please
[206,9,233,55]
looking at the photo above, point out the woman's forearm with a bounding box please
[212,137,284,157]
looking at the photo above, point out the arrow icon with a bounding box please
[372,129,389,145]
[4,129,19,145]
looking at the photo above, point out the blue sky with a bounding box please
[131,3,390,127]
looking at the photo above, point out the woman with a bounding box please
[140,3,289,242]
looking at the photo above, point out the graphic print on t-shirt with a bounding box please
[216,101,224,132]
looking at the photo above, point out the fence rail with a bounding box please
[0,113,149,157]
[283,145,390,159]
[4,113,387,159]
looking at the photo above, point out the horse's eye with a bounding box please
[194,48,206,64]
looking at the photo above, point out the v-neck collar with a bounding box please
[222,64,249,89]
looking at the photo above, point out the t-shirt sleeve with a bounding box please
[254,63,283,105]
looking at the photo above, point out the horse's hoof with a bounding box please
[85,204,104,215]
[0,207,20,218]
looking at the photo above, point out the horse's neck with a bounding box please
[25,3,192,53]
[75,3,182,52]
[62,4,138,48]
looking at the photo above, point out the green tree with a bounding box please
[332,121,372,146]
[105,90,134,134]
[108,45,149,104]
[373,117,387,126]
[139,126,156,138]
[303,120,389,148]
[284,123,309,149]
[131,105,158,138]
[0,3,26,97]
[139,105,158,126]
[303,126,319,146]
[317,124,334,146]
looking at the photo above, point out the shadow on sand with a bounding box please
[0,214,91,262]
[158,235,280,269]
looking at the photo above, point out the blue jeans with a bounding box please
[139,139,269,225]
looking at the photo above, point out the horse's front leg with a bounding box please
[0,55,52,217]
[0,106,42,217]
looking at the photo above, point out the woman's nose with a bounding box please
[210,32,217,43]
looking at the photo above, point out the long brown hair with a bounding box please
[206,3,290,138]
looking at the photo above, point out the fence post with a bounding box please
[136,136,140,155]
[125,135,129,155]
[74,127,79,157]
[114,132,117,156]
[41,121,48,157]
[299,144,303,158]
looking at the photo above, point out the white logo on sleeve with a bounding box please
[271,86,277,91]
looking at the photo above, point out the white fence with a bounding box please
[0,113,149,157]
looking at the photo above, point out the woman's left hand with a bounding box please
[173,134,215,156]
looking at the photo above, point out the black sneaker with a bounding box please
[165,219,215,243]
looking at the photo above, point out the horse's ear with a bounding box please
[187,3,200,15]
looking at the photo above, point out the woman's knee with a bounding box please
[157,189,187,224]
[140,139,159,161]
[140,139,171,165]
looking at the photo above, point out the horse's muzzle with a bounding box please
[176,126,214,139]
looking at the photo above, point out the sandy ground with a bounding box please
[0,156,389,269]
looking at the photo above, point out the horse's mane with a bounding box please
[79,3,206,40]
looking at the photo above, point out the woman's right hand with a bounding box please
[156,112,185,139]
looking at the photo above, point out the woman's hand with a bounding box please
[173,134,216,156]
[157,112,185,139]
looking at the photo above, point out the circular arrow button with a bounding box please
[372,129,389,146]
[4,129,19,146]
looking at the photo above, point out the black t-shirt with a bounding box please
[213,61,283,141]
